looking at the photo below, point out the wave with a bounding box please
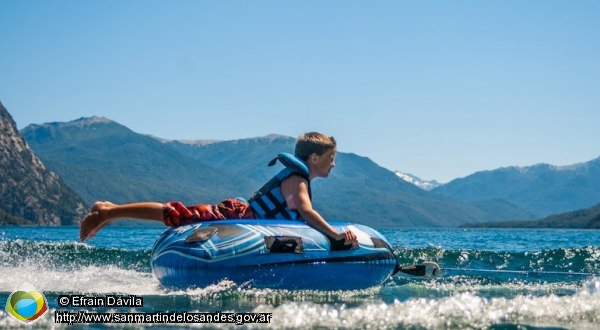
[1,277,598,329]
[394,245,600,284]
[4,240,598,272]
[1,240,598,292]
[258,278,600,329]
[2,238,599,328]
[0,239,152,272]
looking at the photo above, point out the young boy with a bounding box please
[79,132,357,244]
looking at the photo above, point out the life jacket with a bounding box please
[248,153,311,220]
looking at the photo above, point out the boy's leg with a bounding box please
[79,201,164,242]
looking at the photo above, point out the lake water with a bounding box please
[1,226,599,329]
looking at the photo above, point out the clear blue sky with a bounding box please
[1,1,599,182]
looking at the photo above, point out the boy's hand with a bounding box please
[328,230,358,250]
[335,230,358,245]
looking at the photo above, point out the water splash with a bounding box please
[1,228,599,328]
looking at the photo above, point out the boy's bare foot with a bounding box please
[79,201,115,242]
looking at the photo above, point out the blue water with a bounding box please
[1,225,599,329]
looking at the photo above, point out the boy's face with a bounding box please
[311,148,336,178]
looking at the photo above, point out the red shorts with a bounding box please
[162,198,255,227]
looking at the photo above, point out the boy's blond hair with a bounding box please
[294,132,336,161]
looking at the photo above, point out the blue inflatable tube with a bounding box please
[151,220,397,290]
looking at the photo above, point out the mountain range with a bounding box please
[432,160,600,218]
[19,116,537,228]
[2,101,599,228]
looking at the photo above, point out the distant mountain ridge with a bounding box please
[16,114,599,228]
[19,116,534,227]
[0,102,87,225]
[21,116,257,206]
[395,172,441,190]
[461,202,600,229]
[432,159,600,218]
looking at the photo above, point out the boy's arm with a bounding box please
[281,175,357,242]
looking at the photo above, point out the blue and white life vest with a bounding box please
[248,153,311,220]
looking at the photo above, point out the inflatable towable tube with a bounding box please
[151,219,397,290]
